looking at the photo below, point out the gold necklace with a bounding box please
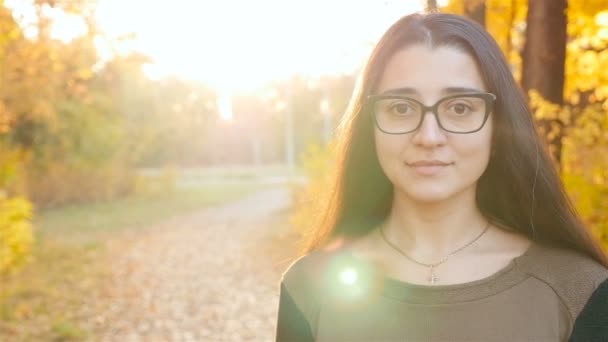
[378,222,490,284]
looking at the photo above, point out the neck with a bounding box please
[382,187,488,261]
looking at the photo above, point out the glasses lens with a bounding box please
[437,96,487,133]
[372,95,490,133]
[373,98,422,133]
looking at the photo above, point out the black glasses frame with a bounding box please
[367,92,497,134]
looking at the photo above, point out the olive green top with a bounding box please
[277,242,608,341]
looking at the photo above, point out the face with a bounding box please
[373,44,493,204]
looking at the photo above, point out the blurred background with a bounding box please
[1,0,608,341]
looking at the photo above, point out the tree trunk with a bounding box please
[505,0,516,57]
[464,0,486,27]
[521,0,567,166]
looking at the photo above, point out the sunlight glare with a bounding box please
[5,0,87,43]
[437,0,450,7]
[46,7,87,43]
[218,92,234,121]
[596,11,608,26]
[93,0,423,92]
[340,268,359,286]
[142,63,163,81]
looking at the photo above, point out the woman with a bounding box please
[276,12,608,341]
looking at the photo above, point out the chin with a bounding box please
[409,192,453,204]
[398,187,455,204]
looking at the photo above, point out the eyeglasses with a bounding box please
[367,92,496,134]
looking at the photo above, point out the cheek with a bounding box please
[478,124,494,164]
[456,134,493,173]
[374,130,404,166]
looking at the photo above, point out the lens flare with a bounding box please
[339,268,359,285]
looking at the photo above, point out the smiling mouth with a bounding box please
[406,161,451,167]
[405,161,453,176]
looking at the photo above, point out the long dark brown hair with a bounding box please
[303,13,608,267]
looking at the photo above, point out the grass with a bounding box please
[1,178,274,341]
[51,320,89,341]
[34,181,268,243]
[0,239,104,341]
[140,163,301,179]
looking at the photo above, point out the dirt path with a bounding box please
[93,186,300,341]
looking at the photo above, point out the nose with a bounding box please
[411,112,447,147]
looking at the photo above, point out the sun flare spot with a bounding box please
[218,93,234,121]
[339,268,359,285]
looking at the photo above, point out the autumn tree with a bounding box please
[521,0,568,165]
[0,1,33,275]
[464,0,486,27]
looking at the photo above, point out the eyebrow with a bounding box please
[379,86,485,96]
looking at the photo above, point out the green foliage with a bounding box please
[0,145,27,195]
[0,1,137,208]
[133,165,177,196]
[19,94,134,207]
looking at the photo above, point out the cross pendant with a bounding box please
[429,266,438,284]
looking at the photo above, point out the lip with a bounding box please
[407,160,451,167]
[406,160,452,176]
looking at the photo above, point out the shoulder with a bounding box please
[281,234,372,284]
[516,243,608,286]
[515,243,608,319]
[279,247,352,324]
[280,248,339,304]
[569,278,608,341]
[519,242,607,271]
[281,245,375,302]
[281,250,331,291]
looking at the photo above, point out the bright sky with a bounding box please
[95,0,425,91]
[6,0,431,92]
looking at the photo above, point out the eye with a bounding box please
[387,100,417,116]
[446,101,473,115]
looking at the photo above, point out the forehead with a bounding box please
[375,44,487,96]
